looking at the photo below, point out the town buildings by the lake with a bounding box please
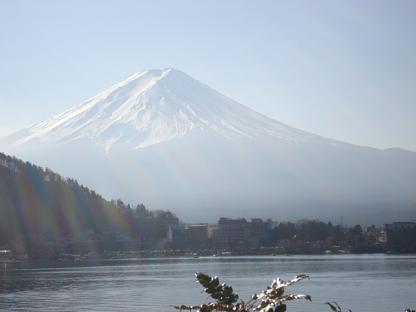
[2,218,415,265]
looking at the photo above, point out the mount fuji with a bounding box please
[1,68,416,222]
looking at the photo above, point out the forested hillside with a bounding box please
[0,152,178,258]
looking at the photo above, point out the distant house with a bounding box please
[249,218,273,248]
[167,224,187,249]
[385,222,416,253]
[168,224,209,250]
[186,224,208,249]
[214,218,250,249]
[0,250,13,260]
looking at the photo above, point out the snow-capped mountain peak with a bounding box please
[2,68,416,222]
[11,68,329,152]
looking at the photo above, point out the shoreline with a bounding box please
[2,252,416,271]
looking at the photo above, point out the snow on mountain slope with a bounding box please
[11,68,333,152]
[2,68,416,222]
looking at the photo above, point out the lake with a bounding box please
[0,254,415,311]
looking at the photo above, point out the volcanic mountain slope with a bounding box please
[2,68,416,222]
[6,68,331,151]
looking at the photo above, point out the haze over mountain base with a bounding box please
[2,69,416,223]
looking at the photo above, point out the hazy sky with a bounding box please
[1,0,415,151]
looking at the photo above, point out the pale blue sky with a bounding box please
[1,0,415,150]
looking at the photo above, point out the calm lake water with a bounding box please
[0,254,415,312]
